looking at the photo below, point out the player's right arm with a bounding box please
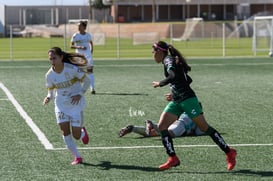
[70,34,86,50]
[43,88,54,105]
[43,73,55,105]
[70,41,85,50]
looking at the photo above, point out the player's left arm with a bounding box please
[90,40,94,54]
[77,71,91,96]
[71,71,90,105]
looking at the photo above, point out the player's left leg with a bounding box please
[87,66,95,94]
[59,121,83,165]
[56,112,83,165]
[71,111,89,145]
[192,114,237,170]
[184,97,237,170]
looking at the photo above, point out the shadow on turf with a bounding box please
[81,162,273,177]
[129,133,226,140]
[232,169,273,177]
[81,161,159,172]
[95,92,148,96]
[181,169,273,177]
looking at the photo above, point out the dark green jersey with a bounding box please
[160,55,196,102]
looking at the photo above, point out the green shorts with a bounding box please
[164,97,203,119]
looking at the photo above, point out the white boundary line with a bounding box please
[51,143,273,151]
[0,82,53,150]
[2,81,273,152]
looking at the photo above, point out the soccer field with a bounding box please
[0,58,273,180]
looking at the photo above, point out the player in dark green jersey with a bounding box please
[151,41,237,171]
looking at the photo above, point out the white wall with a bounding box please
[0,4,5,36]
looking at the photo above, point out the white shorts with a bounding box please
[55,111,83,127]
[168,113,198,137]
[168,120,186,137]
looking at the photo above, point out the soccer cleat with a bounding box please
[159,155,180,171]
[226,148,237,170]
[71,157,83,165]
[91,89,96,94]
[81,127,89,144]
[145,120,154,136]
[119,125,134,137]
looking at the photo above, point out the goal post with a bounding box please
[132,32,159,45]
[252,16,273,56]
[173,17,204,41]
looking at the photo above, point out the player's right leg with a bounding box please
[158,112,180,170]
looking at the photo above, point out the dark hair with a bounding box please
[79,21,87,28]
[153,41,191,73]
[48,47,87,67]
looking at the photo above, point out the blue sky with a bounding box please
[0,0,88,5]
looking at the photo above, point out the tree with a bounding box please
[90,0,111,10]
[89,0,112,22]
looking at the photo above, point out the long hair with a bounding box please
[48,47,87,67]
[154,41,191,73]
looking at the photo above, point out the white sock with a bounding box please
[89,73,95,90]
[63,134,81,158]
[80,128,85,140]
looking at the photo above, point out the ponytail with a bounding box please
[63,52,87,67]
[48,47,87,67]
[167,44,191,73]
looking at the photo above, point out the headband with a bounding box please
[153,43,168,52]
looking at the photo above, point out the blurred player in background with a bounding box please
[43,47,90,165]
[119,112,204,138]
[70,20,95,94]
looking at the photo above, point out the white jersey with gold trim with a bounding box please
[71,32,93,64]
[45,63,86,115]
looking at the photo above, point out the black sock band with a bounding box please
[206,126,230,154]
[161,130,169,137]
[161,130,175,156]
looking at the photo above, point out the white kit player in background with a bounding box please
[43,47,90,165]
[70,20,95,94]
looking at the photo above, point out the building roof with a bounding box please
[115,0,273,5]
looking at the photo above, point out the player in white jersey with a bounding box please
[70,21,95,94]
[43,47,91,165]
[119,112,204,138]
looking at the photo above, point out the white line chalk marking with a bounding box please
[0,82,53,150]
[51,143,273,151]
